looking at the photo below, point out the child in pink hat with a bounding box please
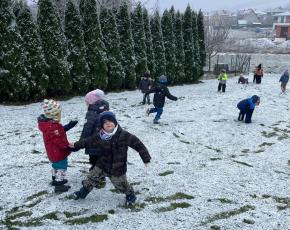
[81,89,110,173]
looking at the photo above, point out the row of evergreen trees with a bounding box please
[0,0,205,102]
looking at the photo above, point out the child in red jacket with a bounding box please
[38,99,77,193]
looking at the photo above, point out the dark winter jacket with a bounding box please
[139,78,151,93]
[74,126,151,176]
[279,72,289,83]
[80,100,109,155]
[237,98,256,123]
[145,83,177,108]
[38,115,71,163]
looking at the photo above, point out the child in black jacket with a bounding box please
[145,75,178,124]
[81,89,109,170]
[70,111,151,206]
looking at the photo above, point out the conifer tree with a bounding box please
[192,10,201,79]
[0,0,29,101]
[161,9,176,84]
[150,11,166,78]
[142,7,156,79]
[79,0,108,90]
[17,3,49,99]
[174,11,186,83]
[100,7,124,90]
[117,2,136,89]
[131,3,148,84]
[65,0,89,93]
[37,0,71,96]
[183,5,195,82]
[197,10,206,70]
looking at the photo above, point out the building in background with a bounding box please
[273,11,290,39]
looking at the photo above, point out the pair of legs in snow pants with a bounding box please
[238,109,254,123]
[218,83,226,92]
[147,107,163,123]
[254,75,262,84]
[142,93,150,104]
[281,82,287,93]
[51,158,70,192]
[74,166,136,204]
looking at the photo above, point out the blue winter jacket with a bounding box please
[237,98,256,123]
[279,73,289,83]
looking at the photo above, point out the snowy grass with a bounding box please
[1,74,290,229]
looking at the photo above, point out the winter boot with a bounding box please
[51,179,68,186]
[55,184,71,193]
[153,119,159,124]
[73,187,91,200]
[125,192,136,206]
[52,169,68,186]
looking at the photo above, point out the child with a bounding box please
[145,75,178,124]
[217,69,228,92]
[70,111,151,205]
[38,99,78,193]
[279,70,289,94]
[81,89,109,171]
[238,74,248,84]
[253,64,263,84]
[237,95,260,123]
[139,71,152,105]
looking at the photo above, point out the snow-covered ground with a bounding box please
[1,74,290,229]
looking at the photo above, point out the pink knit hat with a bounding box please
[85,89,104,105]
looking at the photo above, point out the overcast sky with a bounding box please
[143,0,290,12]
[27,0,290,12]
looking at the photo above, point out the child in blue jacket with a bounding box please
[237,95,260,123]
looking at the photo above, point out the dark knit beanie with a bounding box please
[99,111,118,128]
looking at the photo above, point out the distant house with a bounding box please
[210,10,237,27]
[237,9,260,26]
[264,7,285,26]
[273,11,290,39]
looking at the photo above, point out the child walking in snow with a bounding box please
[70,111,151,206]
[279,70,289,94]
[217,69,228,92]
[237,95,260,123]
[139,71,152,105]
[253,64,263,84]
[145,75,178,124]
[80,89,109,171]
[38,99,78,193]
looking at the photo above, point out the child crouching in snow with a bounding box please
[238,74,248,84]
[38,99,78,193]
[70,111,151,206]
[237,95,260,123]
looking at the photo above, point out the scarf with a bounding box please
[99,125,118,141]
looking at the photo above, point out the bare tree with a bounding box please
[204,15,230,71]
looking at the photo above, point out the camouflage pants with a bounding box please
[82,166,134,195]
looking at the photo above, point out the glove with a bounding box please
[64,120,78,132]
[67,146,78,152]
